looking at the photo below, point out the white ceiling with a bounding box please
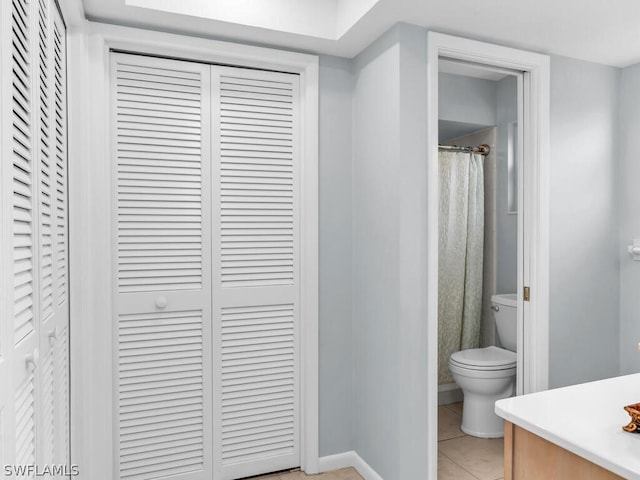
[82,0,640,67]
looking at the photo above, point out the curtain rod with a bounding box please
[438,144,491,156]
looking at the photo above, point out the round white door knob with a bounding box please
[155,296,168,309]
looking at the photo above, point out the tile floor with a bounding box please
[438,402,504,480]
[251,467,363,480]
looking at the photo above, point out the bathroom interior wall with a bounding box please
[618,62,640,375]
[496,76,518,295]
[548,54,620,388]
[318,55,355,457]
[438,73,497,141]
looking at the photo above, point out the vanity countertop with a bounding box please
[496,373,640,479]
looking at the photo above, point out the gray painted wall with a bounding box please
[352,29,401,480]
[318,55,354,456]
[396,25,429,480]
[351,24,429,480]
[618,63,640,374]
[548,55,620,387]
[439,73,497,127]
[438,73,497,141]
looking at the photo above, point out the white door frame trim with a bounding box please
[426,31,550,479]
[70,21,319,478]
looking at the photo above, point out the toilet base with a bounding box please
[460,422,504,439]
[460,386,514,438]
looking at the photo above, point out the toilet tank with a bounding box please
[491,293,518,352]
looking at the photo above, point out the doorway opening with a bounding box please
[426,32,550,479]
[436,59,521,479]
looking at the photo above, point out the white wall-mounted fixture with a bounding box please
[627,239,640,260]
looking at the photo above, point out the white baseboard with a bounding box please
[319,451,383,480]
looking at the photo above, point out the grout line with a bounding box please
[438,432,467,442]
[437,432,469,444]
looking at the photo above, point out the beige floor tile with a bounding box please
[250,473,283,480]
[444,402,464,416]
[438,435,504,480]
[438,405,465,441]
[437,452,478,480]
[275,467,362,480]
[277,472,307,480]
[317,467,363,479]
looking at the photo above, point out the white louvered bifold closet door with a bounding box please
[211,67,300,480]
[112,53,213,480]
[0,0,69,476]
[112,54,301,480]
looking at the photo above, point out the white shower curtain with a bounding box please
[438,151,484,385]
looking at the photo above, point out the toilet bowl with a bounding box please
[448,293,517,438]
[449,346,516,437]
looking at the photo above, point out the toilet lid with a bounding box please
[450,346,516,370]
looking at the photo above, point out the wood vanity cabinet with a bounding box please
[503,421,624,480]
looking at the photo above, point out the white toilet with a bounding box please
[448,293,517,438]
